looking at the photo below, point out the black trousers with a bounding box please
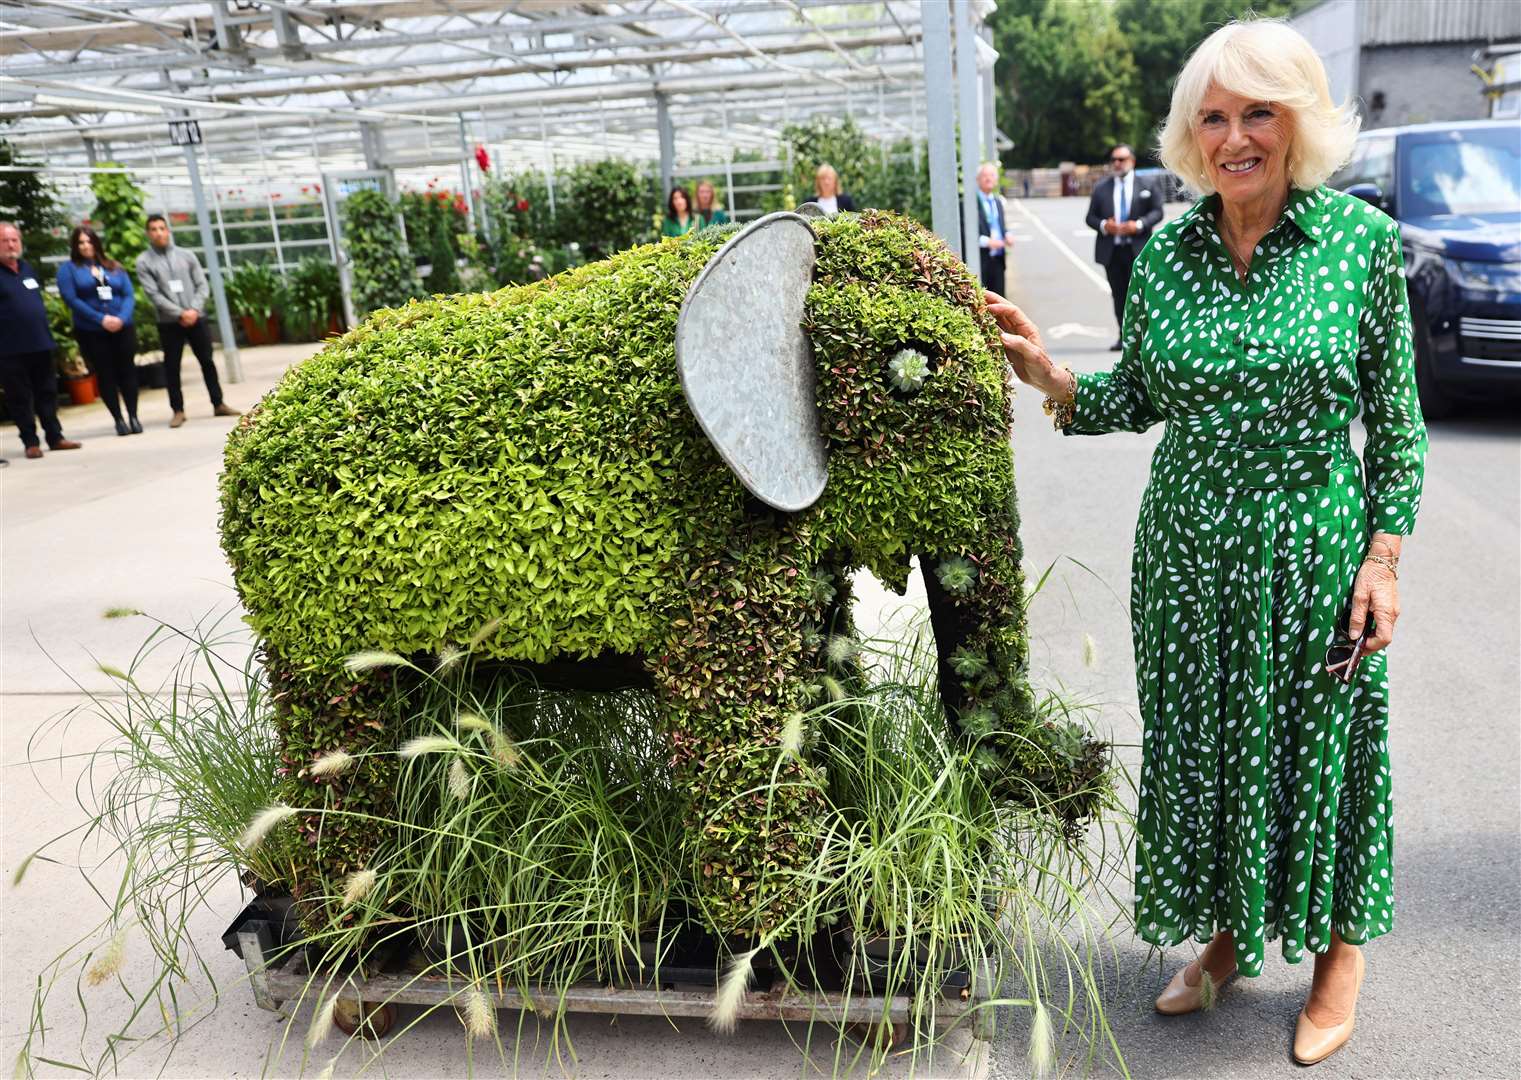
[78,325,139,421]
[1104,243,1137,329]
[0,349,64,449]
[159,318,224,412]
[979,250,1007,297]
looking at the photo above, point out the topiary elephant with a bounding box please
[219,208,1108,936]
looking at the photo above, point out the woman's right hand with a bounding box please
[101,315,123,333]
[983,290,1069,401]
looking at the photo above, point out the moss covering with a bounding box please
[220,210,1106,936]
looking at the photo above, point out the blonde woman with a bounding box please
[986,19,1426,1066]
[811,164,855,215]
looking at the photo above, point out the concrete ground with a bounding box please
[3,198,1518,1079]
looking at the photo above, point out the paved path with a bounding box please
[3,203,1517,1078]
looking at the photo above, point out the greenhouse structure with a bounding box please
[2,1,1007,379]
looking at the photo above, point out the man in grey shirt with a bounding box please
[138,214,238,427]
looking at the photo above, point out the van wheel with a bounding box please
[1411,306,1456,420]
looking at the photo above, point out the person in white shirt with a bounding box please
[811,164,855,215]
[1084,144,1164,349]
[975,162,1015,295]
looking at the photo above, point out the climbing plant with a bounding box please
[342,188,423,316]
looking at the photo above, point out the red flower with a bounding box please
[474,144,491,173]
[516,198,529,211]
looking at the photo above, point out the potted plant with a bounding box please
[283,256,343,340]
[224,262,287,346]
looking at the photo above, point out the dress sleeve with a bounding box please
[1357,218,1428,535]
[1063,250,1163,435]
[116,268,136,323]
[56,264,103,327]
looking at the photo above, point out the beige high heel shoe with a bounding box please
[1293,946,1365,1065]
[1154,957,1237,1015]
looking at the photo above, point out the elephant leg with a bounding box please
[646,540,832,940]
[262,651,403,927]
[920,552,981,723]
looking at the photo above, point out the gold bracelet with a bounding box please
[1363,553,1399,578]
[1041,365,1076,431]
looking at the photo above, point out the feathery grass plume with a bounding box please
[96,663,135,684]
[466,616,502,652]
[454,710,493,735]
[11,850,37,887]
[1198,963,1219,1010]
[463,985,496,1039]
[84,927,127,987]
[779,712,805,758]
[825,634,857,666]
[239,804,297,851]
[820,675,847,702]
[316,1058,337,1080]
[1082,632,1098,669]
[102,607,141,619]
[341,650,408,673]
[447,759,472,801]
[1027,998,1054,1078]
[306,993,338,1048]
[398,735,460,759]
[708,947,759,1034]
[489,730,521,769]
[308,749,355,778]
[342,868,377,908]
[435,644,466,672]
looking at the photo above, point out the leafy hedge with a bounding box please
[342,189,424,316]
[220,210,1106,933]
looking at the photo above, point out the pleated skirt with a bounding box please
[1130,425,1395,977]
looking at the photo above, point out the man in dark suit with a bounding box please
[1085,144,1164,349]
[975,162,1015,296]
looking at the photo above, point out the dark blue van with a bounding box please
[1331,120,1521,417]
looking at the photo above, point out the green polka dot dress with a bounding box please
[1065,185,1428,977]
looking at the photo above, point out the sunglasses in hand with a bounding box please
[1324,613,1372,685]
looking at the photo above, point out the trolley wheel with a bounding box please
[332,998,395,1040]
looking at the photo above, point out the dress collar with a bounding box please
[1178,184,1327,246]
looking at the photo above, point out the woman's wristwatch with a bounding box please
[1042,365,1077,431]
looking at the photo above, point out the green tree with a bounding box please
[779,115,873,203]
[0,136,67,260]
[424,217,460,295]
[563,158,654,260]
[992,0,1145,168]
[342,188,424,316]
[1112,0,1310,155]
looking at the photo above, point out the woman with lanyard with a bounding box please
[57,225,141,436]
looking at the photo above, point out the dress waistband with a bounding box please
[1156,426,1356,493]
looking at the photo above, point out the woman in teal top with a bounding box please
[695,181,730,228]
[987,19,1426,1068]
[661,187,698,238]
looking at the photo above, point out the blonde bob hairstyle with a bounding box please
[1158,19,1359,195]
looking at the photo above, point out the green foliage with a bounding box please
[220,211,1109,936]
[0,137,68,260]
[562,158,655,261]
[88,163,147,266]
[781,115,873,202]
[423,218,460,295]
[223,261,286,323]
[991,0,1311,167]
[43,289,82,373]
[282,255,342,339]
[341,188,423,317]
[16,617,1129,1078]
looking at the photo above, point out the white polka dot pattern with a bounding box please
[1063,185,1428,977]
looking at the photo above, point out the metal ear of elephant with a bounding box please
[676,211,828,513]
[794,201,828,220]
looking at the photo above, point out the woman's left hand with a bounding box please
[1348,561,1399,654]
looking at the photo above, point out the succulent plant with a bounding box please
[948,646,989,680]
[936,556,979,595]
[888,347,930,392]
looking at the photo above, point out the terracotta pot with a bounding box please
[65,373,98,405]
[238,313,282,346]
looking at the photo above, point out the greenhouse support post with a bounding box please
[921,1,959,253]
[955,0,983,285]
[456,114,476,233]
[655,91,675,199]
[183,139,241,383]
